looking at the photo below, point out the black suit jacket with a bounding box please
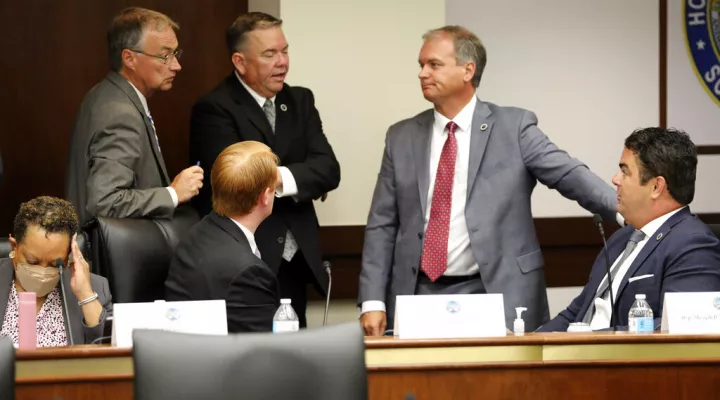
[189,74,341,288]
[165,212,280,333]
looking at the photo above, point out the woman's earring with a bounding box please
[8,251,15,259]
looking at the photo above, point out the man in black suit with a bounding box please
[189,12,340,327]
[165,141,280,332]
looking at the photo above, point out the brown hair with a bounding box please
[13,196,79,243]
[211,141,279,216]
[107,7,180,72]
[226,12,282,56]
[423,26,487,88]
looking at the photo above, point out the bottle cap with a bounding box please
[515,307,527,319]
[280,298,292,304]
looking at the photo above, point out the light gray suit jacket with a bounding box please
[65,71,173,226]
[0,258,113,344]
[359,99,617,331]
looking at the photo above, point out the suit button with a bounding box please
[277,236,285,244]
[418,232,424,239]
[412,267,417,274]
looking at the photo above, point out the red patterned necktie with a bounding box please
[420,121,458,281]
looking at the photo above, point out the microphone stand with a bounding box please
[56,258,75,345]
[323,261,332,326]
[593,215,616,331]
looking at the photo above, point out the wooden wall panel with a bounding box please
[0,0,249,233]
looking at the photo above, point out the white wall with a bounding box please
[258,0,445,226]
[447,0,660,218]
[667,0,720,214]
[253,0,715,224]
[667,0,720,146]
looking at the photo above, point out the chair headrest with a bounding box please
[133,322,367,400]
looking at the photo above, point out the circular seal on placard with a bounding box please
[446,301,461,314]
[166,307,181,322]
[713,297,720,310]
[685,0,720,107]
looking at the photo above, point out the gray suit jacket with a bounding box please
[0,258,113,344]
[359,99,617,331]
[65,71,173,226]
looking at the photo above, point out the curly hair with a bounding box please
[13,196,79,243]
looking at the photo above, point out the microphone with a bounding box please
[90,335,112,345]
[323,261,332,326]
[56,258,75,345]
[592,214,616,331]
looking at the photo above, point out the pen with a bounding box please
[196,161,201,167]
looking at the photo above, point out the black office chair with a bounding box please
[133,322,367,400]
[90,206,199,303]
[0,336,14,400]
[707,224,720,240]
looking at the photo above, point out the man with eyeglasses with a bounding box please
[66,7,203,226]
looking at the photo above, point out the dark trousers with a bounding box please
[386,271,487,334]
[415,271,487,296]
[277,251,319,328]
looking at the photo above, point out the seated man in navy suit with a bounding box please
[538,127,720,332]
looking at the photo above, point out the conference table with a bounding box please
[15,332,720,399]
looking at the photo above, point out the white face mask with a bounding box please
[15,262,60,297]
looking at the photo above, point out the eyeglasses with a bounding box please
[130,48,183,65]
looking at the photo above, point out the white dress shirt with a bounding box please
[362,96,479,315]
[127,81,178,207]
[235,72,298,198]
[230,218,260,257]
[589,206,685,330]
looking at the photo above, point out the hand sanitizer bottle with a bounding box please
[514,307,527,336]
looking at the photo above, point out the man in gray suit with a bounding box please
[66,7,203,226]
[359,25,619,335]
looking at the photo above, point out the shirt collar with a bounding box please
[235,70,276,108]
[229,218,259,255]
[126,80,150,116]
[433,95,477,134]
[638,206,687,239]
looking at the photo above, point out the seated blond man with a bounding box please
[165,141,279,332]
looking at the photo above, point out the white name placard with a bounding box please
[393,294,506,339]
[112,299,228,347]
[661,292,720,334]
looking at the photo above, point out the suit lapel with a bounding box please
[106,72,170,185]
[615,207,693,300]
[272,88,294,160]
[0,259,14,321]
[60,270,84,345]
[413,111,434,217]
[227,74,276,147]
[575,227,632,318]
[467,100,493,200]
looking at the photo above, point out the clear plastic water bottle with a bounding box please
[273,298,299,333]
[628,294,654,334]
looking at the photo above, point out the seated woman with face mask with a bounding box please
[2,196,113,346]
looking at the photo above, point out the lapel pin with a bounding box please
[280,104,288,112]
[656,233,663,241]
[480,123,488,131]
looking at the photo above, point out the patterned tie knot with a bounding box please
[629,229,646,245]
[446,121,458,134]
